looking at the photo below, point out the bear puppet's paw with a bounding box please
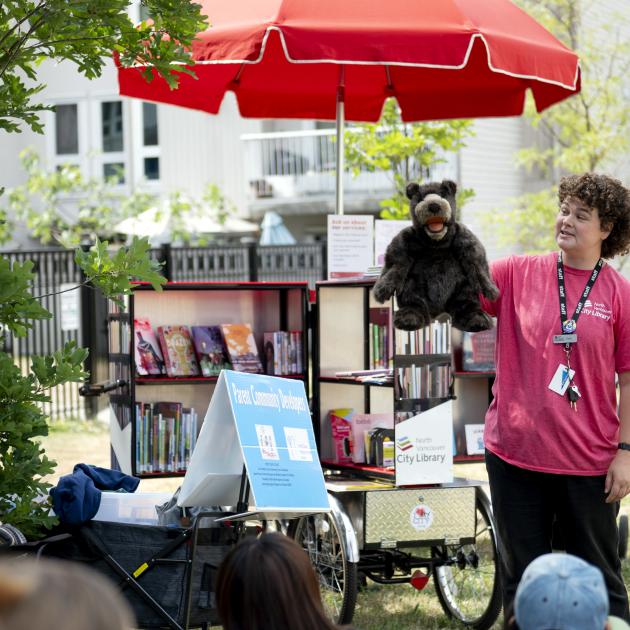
[394,306,431,331]
[452,309,493,332]
[484,283,500,301]
[372,280,392,304]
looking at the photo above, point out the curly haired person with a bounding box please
[481,173,630,623]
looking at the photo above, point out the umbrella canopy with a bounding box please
[114,205,259,242]
[259,211,297,245]
[118,0,580,122]
[118,0,580,214]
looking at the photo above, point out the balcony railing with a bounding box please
[242,128,391,200]
[241,128,458,201]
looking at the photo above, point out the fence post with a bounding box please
[248,243,258,282]
[321,242,328,279]
[159,243,173,281]
[79,243,97,418]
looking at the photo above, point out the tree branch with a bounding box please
[33,279,91,300]
[0,1,45,49]
[0,14,45,80]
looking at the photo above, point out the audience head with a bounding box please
[515,553,608,630]
[216,532,339,630]
[0,557,135,630]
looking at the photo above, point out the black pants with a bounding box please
[485,449,630,621]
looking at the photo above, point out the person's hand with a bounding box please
[605,449,630,503]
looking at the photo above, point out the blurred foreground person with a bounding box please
[0,556,135,630]
[217,532,353,630]
[511,553,629,630]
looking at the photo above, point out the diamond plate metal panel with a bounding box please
[365,487,476,544]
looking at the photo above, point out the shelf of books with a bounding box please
[314,279,492,480]
[107,281,309,478]
[451,326,496,460]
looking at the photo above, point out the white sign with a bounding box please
[327,215,374,279]
[59,283,80,331]
[374,219,411,266]
[464,424,485,456]
[395,401,453,486]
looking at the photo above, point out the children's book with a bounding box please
[133,318,166,376]
[157,326,200,377]
[329,408,354,464]
[191,326,231,377]
[221,323,263,373]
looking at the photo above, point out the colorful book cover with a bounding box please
[329,408,354,464]
[157,325,200,377]
[221,323,263,373]
[191,326,231,377]
[133,318,166,376]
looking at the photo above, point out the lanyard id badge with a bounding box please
[552,253,603,410]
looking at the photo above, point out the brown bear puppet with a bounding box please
[372,179,499,331]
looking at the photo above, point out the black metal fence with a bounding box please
[1,243,326,420]
[156,242,326,285]
[2,249,87,420]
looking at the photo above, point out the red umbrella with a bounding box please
[118,0,580,212]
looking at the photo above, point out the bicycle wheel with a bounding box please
[289,512,358,625]
[433,487,502,630]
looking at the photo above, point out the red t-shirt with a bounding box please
[481,253,630,475]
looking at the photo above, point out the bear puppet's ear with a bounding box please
[406,182,420,200]
[440,180,457,197]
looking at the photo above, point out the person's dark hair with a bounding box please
[216,532,340,630]
[558,172,630,259]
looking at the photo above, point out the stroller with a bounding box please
[10,468,261,630]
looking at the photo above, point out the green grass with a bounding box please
[40,424,630,630]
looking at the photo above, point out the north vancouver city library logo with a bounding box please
[397,436,414,452]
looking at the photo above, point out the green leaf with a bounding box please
[344,99,475,219]
[75,236,166,300]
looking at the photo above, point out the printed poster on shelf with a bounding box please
[327,215,374,279]
[178,370,329,514]
[374,219,411,266]
[465,423,485,456]
[395,401,453,486]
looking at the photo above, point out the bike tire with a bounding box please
[433,486,502,630]
[289,512,358,625]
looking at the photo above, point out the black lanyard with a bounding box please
[556,252,603,340]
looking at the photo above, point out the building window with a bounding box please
[97,100,127,185]
[142,103,158,146]
[133,101,161,184]
[102,101,124,152]
[55,104,79,155]
[144,157,160,180]
[48,95,160,189]
[103,162,126,184]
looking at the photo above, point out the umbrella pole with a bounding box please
[335,71,345,216]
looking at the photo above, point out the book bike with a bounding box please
[289,372,500,624]
[162,365,501,629]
